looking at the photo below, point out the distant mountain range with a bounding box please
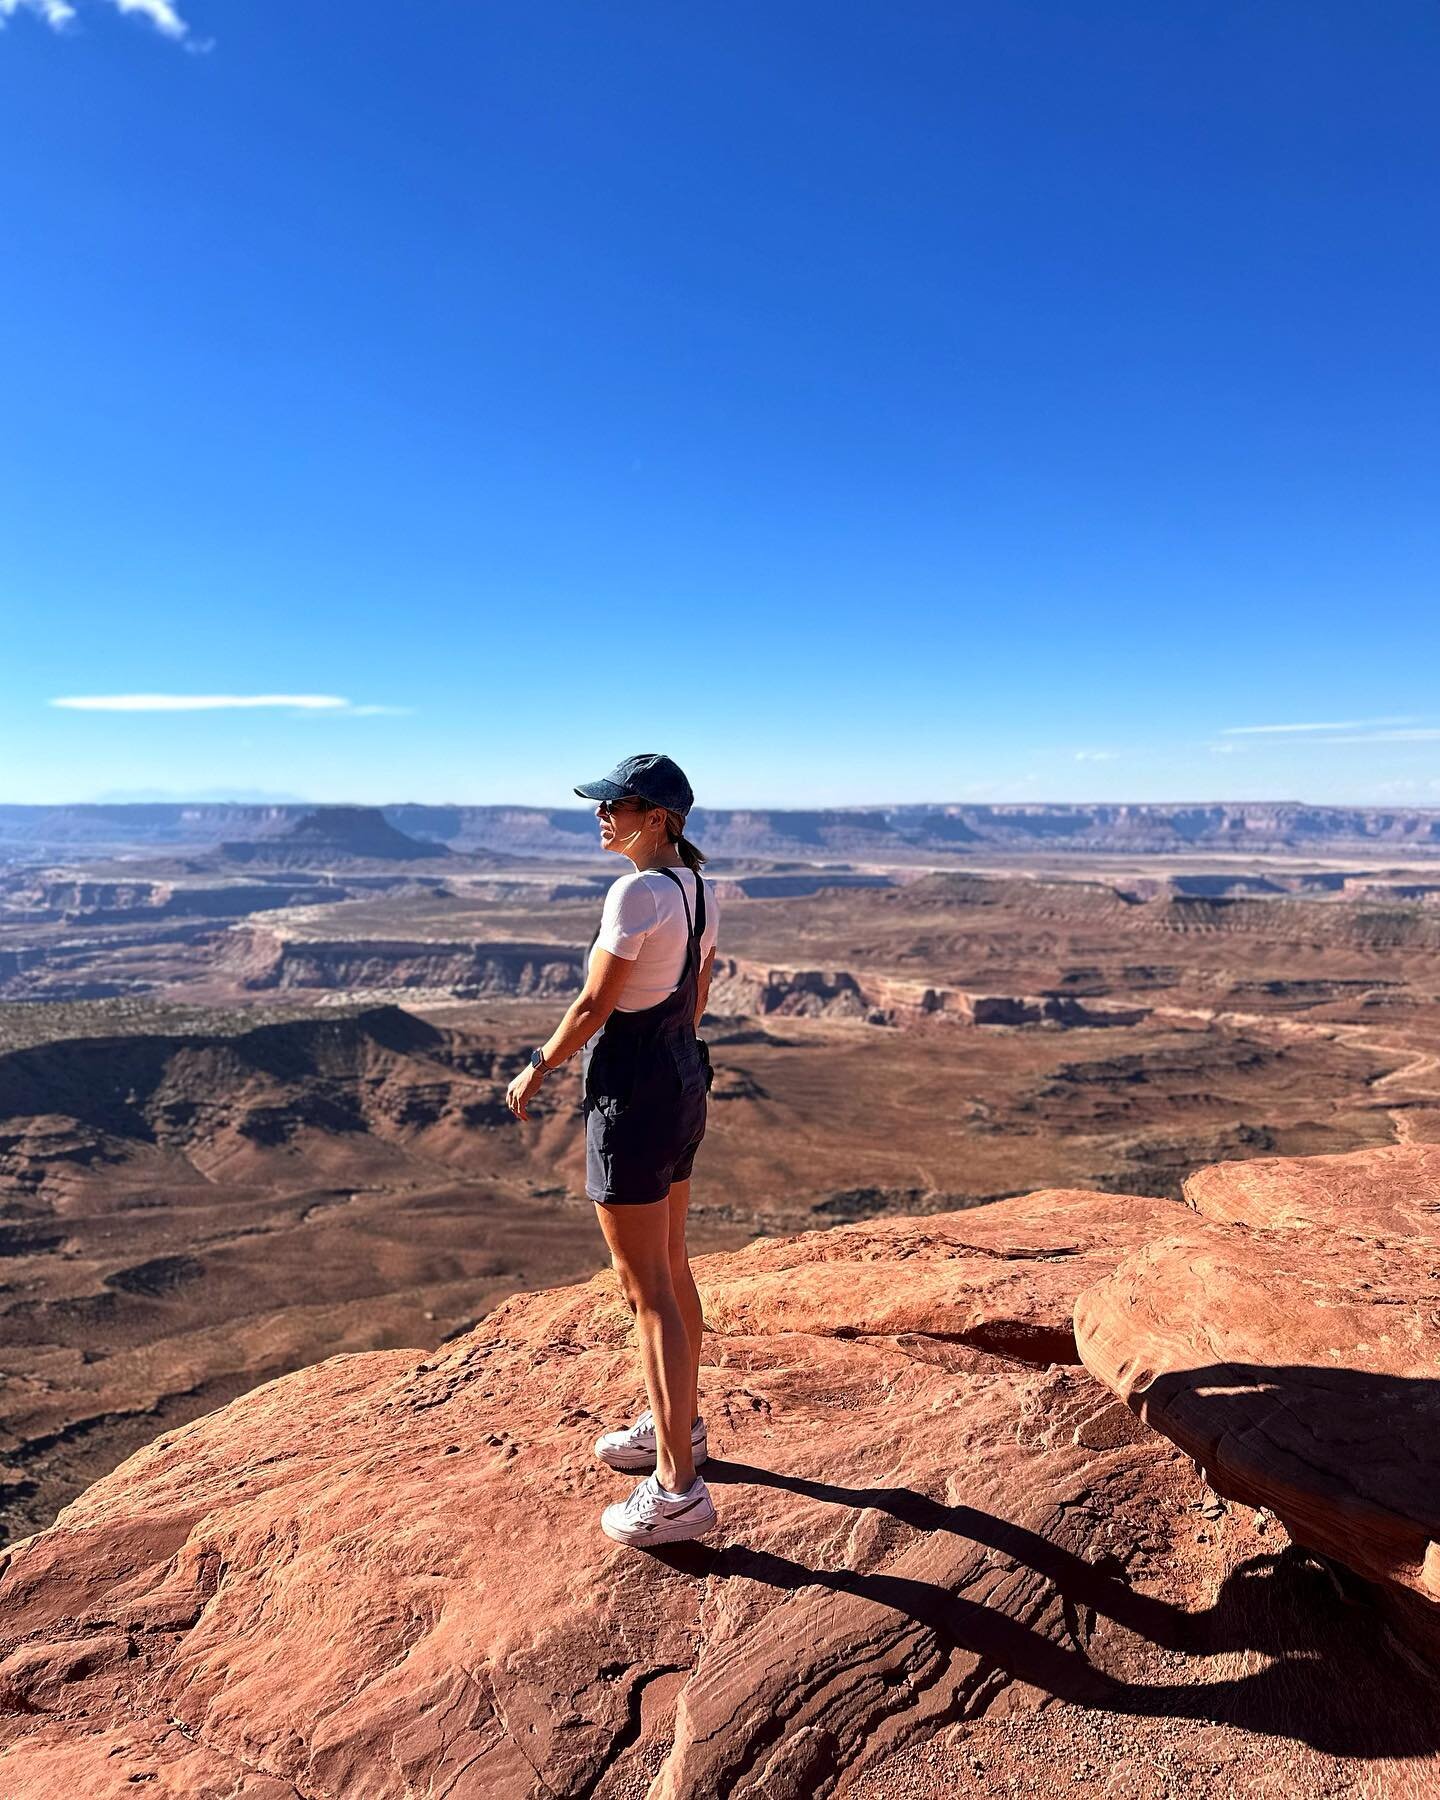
[3,801,1440,864]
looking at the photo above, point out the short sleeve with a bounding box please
[595,875,659,961]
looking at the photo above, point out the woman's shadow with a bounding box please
[659,1363,1440,1758]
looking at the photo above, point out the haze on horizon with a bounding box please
[3,2,1437,811]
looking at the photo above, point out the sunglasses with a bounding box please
[596,797,649,819]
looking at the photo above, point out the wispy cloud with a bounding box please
[0,0,192,40]
[1215,717,1438,748]
[1220,717,1421,736]
[1322,728,1440,744]
[1073,749,1120,762]
[50,694,409,716]
[53,694,349,712]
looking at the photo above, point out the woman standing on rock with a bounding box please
[505,753,720,1548]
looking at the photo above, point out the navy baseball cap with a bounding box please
[574,752,695,820]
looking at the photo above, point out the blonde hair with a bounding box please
[661,806,706,873]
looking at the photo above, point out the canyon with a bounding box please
[1,803,1438,1794]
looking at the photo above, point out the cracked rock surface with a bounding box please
[3,1167,1438,1798]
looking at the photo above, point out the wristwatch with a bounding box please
[529,1048,549,1074]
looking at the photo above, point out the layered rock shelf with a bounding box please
[219,927,586,996]
[709,957,1151,1028]
[1,1144,1437,1796]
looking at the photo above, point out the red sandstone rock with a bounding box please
[1182,1141,1440,1237]
[2,1177,1435,1799]
[1075,1219,1440,1660]
[693,1188,1182,1364]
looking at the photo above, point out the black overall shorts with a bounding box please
[580,867,709,1206]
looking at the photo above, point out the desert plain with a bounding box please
[2,800,1439,1798]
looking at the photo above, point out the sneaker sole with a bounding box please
[602,1509,718,1547]
[597,1440,709,1473]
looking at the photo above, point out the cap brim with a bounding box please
[573,778,631,802]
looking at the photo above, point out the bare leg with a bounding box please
[595,1197,697,1491]
[666,1176,703,1429]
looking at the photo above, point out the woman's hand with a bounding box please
[505,1064,546,1122]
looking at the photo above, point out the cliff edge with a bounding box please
[1,1151,1437,1798]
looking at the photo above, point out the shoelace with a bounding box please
[624,1475,664,1518]
[611,1415,650,1447]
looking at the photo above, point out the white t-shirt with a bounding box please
[591,867,720,1012]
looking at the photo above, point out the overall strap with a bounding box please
[658,866,705,958]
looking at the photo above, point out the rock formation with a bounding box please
[1076,1141,1440,1667]
[216,805,451,866]
[2,1148,1437,1797]
[217,925,585,996]
[708,956,1151,1029]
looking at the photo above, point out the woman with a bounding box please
[505,752,720,1547]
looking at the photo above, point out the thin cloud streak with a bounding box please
[1213,722,1439,747]
[289,702,418,721]
[1322,729,1440,744]
[49,691,410,712]
[1221,717,1421,736]
[53,694,351,709]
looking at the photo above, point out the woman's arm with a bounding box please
[695,945,715,1030]
[505,949,633,1121]
[540,949,633,1068]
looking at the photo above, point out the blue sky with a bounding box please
[2,1,1437,808]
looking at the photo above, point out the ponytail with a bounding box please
[662,808,707,873]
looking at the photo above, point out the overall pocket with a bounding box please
[664,1033,709,1096]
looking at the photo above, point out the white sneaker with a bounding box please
[594,1408,708,1473]
[601,1471,717,1546]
